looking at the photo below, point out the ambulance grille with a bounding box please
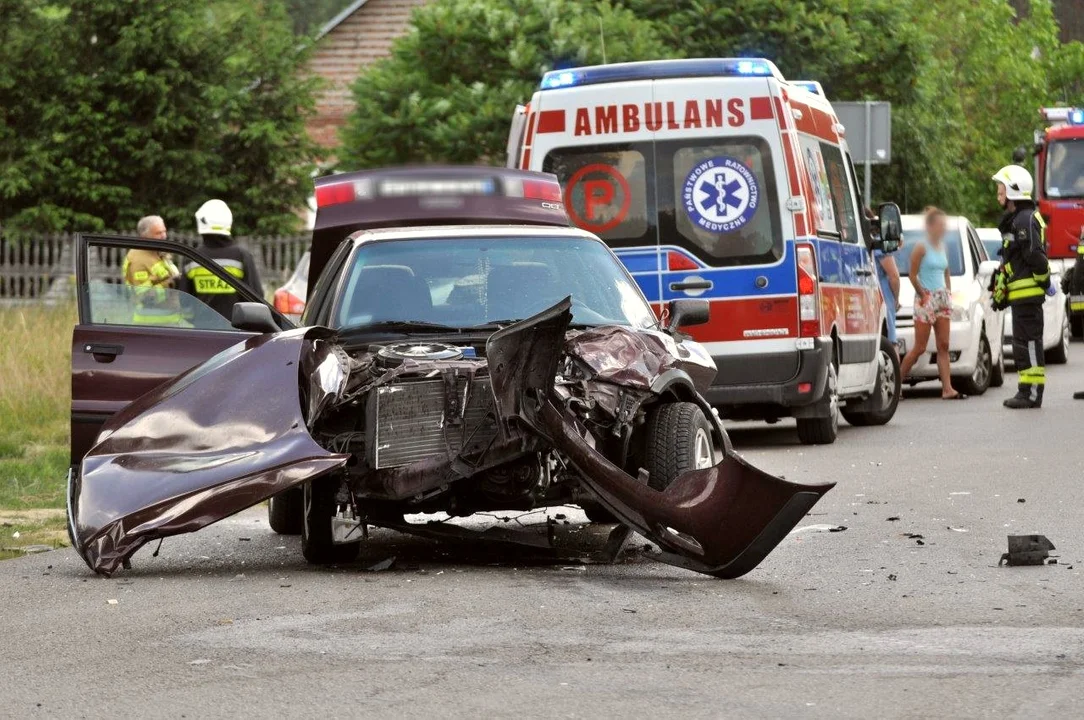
[372,378,497,470]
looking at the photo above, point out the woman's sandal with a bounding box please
[943,393,968,400]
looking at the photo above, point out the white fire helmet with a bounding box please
[195,199,233,236]
[991,165,1033,201]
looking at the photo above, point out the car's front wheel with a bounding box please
[642,402,715,490]
[301,477,360,565]
[796,363,839,445]
[954,334,992,396]
[1048,313,1070,365]
[268,487,303,535]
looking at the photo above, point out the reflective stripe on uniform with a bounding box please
[186,264,243,295]
[1019,366,1046,385]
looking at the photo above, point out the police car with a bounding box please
[508,58,903,444]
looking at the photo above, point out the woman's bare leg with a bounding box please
[934,316,957,397]
[900,320,932,380]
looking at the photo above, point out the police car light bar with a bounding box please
[539,58,785,90]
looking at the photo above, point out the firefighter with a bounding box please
[122,215,183,325]
[180,199,263,320]
[991,165,1050,409]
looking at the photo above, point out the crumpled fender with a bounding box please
[486,298,834,579]
[69,329,349,576]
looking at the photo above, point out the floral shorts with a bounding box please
[914,287,952,325]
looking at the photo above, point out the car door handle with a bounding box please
[670,280,713,292]
[83,343,124,363]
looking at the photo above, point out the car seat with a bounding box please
[348,265,432,323]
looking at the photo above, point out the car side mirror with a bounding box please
[232,302,280,333]
[978,260,1001,280]
[666,299,710,332]
[872,202,902,253]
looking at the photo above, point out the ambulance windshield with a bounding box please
[544,137,782,267]
[1044,139,1084,198]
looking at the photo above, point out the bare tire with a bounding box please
[797,363,839,445]
[268,487,303,535]
[954,334,992,396]
[842,336,901,427]
[1047,314,1070,365]
[642,402,715,491]
[301,477,360,565]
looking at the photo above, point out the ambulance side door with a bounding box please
[70,233,290,465]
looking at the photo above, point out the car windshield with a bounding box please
[333,235,658,331]
[897,229,966,277]
[1045,139,1084,199]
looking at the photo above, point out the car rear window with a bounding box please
[898,230,966,276]
[544,136,782,267]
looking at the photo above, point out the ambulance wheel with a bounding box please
[842,336,900,427]
[954,334,992,396]
[797,363,839,445]
[643,402,715,490]
[301,477,360,566]
[268,487,303,535]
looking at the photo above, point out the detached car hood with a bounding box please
[69,329,349,575]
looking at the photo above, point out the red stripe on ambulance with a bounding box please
[536,110,566,134]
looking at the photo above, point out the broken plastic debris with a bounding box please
[886,516,900,522]
[948,527,969,533]
[364,557,396,572]
[188,659,211,665]
[1017,498,1026,503]
[789,524,847,535]
[999,534,1055,566]
[107,599,118,605]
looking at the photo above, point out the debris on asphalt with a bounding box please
[1047,558,1058,565]
[364,557,396,572]
[1017,498,1026,503]
[188,659,211,665]
[887,516,900,522]
[789,524,847,534]
[829,526,847,533]
[947,527,969,533]
[905,533,924,539]
[622,608,637,613]
[888,574,897,581]
[107,599,118,605]
[999,534,1055,566]
[238,537,251,542]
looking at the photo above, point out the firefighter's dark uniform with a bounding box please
[996,202,1050,407]
[178,234,263,321]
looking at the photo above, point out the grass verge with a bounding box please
[0,303,73,548]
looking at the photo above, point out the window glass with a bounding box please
[897,230,967,276]
[334,236,656,331]
[543,146,651,244]
[1045,139,1084,198]
[821,143,860,244]
[85,244,234,330]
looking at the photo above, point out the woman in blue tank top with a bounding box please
[899,207,966,399]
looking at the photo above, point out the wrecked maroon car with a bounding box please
[67,167,833,577]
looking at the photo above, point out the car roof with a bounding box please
[347,224,598,245]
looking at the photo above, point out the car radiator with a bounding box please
[369,376,498,469]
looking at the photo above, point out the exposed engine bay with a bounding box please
[69,298,834,577]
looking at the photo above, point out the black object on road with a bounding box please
[999,535,1056,566]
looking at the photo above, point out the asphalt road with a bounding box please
[3,365,1084,718]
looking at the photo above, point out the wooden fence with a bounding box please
[0,233,310,302]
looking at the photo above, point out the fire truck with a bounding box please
[1018,107,1084,335]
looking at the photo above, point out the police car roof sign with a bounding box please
[308,166,570,293]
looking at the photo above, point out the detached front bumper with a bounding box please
[702,338,831,409]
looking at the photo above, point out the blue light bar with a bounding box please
[539,58,785,91]
[1071,109,1084,125]
[791,80,824,96]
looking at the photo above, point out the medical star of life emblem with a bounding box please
[682,156,760,233]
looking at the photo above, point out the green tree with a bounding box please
[0,0,318,235]
[338,0,670,169]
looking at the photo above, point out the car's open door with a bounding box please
[70,233,292,465]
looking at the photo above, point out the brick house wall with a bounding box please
[306,0,431,159]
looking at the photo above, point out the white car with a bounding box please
[977,228,1070,365]
[895,215,1006,394]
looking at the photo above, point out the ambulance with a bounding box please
[507,58,903,444]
